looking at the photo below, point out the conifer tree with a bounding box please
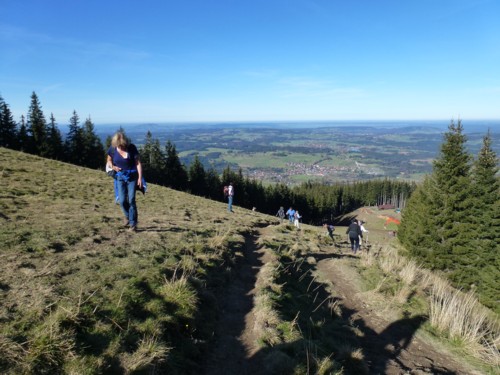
[26,92,48,155]
[0,96,18,149]
[205,166,222,200]
[400,120,475,283]
[46,113,64,160]
[188,155,207,196]
[82,117,105,169]
[433,120,475,280]
[472,131,499,229]
[141,131,166,184]
[470,131,500,308]
[17,115,29,152]
[64,110,84,165]
[164,140,188,190]
[399,176,441,263]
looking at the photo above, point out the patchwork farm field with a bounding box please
[99,121,499,185]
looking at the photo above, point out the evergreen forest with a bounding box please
[399,120,499,312]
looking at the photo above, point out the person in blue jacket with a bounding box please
[106,131,143,232]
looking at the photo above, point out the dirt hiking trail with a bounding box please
[203,225,480,375]
[202,227,274,375]
[314,246,477,375]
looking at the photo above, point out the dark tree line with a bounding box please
[0,92,104,169]
[1,92,416,226]
[399,120,499,312]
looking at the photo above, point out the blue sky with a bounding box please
[1,0,499,123]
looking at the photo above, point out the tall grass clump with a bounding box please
[429,280,500,366]
[121,335,170,373]
[159,274,198,320]
[358,239,499,367]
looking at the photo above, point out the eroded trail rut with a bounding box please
[203,227,476,375]
[202,228,271,375]
[315,255,472,375]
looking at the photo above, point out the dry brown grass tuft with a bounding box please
[253,260,284,346]
[121,335,170,373]
[350,227,500,369]
[429,281,500,366]
[0,335,26,370]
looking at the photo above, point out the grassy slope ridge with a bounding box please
[1,147,497,374]
[0,147,272,374]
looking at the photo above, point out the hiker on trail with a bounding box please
[286,207,295,224]
[346,219,362,254]
[106,131,143,232]
[227,182,234,212]
[294,210,302,229]
[276,206,285,223]
[324,223,335,242]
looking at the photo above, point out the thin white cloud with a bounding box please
[277,76,366,99]
[41,83,65,94]
[0,24,151,62]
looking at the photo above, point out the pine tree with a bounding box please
[399,176,441,264]
[0,96,18,149]
[64,110,84,165]
[141,131,166,184]
[164,140,188,190]
[400,120,476,284]
[205,166,222,200]
[26,92,48,155]
[433,120,475,282]
[470,131,500,308]
[188,155,207,196]
[17,115,29,152]
[472,131,499,227]
[82,117,105,169]
[46,113,64,160]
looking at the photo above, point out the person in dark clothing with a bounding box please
[106,131,143,232]
[346,219,362,254]
[276,206,285,224]
[324,223,335,242]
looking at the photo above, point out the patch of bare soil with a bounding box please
[315,247,480,375]
[202,226,274,375]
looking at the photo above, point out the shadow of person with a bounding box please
[379,314,426,354]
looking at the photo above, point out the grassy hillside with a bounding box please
[1,147,498,374]
[0,147,273,374]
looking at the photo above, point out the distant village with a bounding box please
[248,160,384,184]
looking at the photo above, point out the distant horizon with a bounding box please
[81,119,500,136]
[89,118,500,128]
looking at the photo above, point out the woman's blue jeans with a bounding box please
[116,177,138,226]
[228,195,233,212]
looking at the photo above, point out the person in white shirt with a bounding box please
[294,211,302,229]
[227,182,234,212]
[359,220,369,247]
